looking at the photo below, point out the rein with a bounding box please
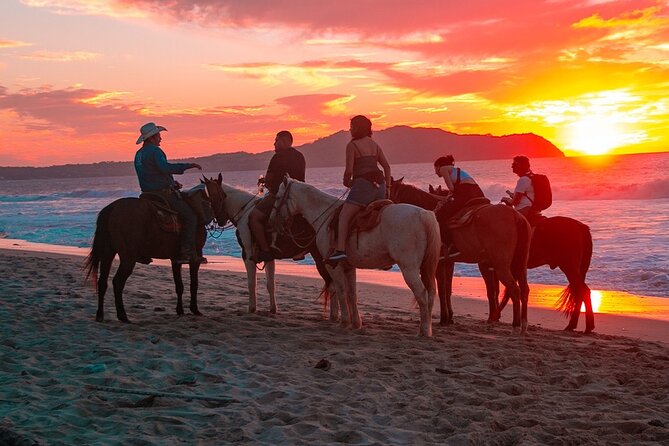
[273,181,348,250]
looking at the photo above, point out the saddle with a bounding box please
[139,185,212,234]
[447,197,491,229]
[140,192,181,233]
[329,199,393,240]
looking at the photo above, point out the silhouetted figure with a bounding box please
[329,115,391,263]
[249,130,305,263]
[433,155,485,257]
[133,122,203,264]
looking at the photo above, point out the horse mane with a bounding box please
[392,180,440,210]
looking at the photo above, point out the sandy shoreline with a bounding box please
[0,241,668,444]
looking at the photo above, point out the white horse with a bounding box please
[270,177,440,336]
[203,174,333,316]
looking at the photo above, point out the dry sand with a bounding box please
[0,244,668,445]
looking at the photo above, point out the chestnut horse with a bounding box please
[84,180,225,322]
[394,179,594,333]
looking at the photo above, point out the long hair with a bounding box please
[350,115,372,140]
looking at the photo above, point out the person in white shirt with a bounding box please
[502,155,536,220]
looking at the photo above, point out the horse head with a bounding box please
[389,176,405,203]
[202,173,230,226]
[269,175,297,233]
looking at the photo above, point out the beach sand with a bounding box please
[0,242,668,444]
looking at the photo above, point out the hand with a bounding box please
[343,177,352,188]
[174,181,183,190]
[501,197,512,205]
[506,190,514,198]
[191,163,202,170]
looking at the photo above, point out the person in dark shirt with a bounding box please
[134,122,203,264]
[249,130,306,263]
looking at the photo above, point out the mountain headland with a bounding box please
[0,126,562,180]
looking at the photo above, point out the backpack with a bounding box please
[526,173,552,212]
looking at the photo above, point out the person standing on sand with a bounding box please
[328,115,391,263]
[134,122,204,264]
[249,130,306,264]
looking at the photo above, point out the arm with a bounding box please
[440,166,455,192]
[377,147,391,191]
[154,148,200,175]
[343,142,355,187]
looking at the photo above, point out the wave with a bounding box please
[483,178,669,201]
[0,189,136,203]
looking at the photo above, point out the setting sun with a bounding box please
[566,118,625,155]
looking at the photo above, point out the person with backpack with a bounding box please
[502,155,552,224]
[433,155,486,258]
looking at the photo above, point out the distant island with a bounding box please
[0,126,563,180]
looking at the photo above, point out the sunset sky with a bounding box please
[1,0,668,166]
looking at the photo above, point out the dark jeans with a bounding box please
[435,183,485,246]
[165,192,198,255]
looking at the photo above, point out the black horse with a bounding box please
[84,178,226,322]
[391,178,595,333]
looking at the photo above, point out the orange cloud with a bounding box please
[21,51,101,62]
[0,39,32,48]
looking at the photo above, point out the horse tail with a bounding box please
[83,203,114,290]
[556,222,593,315]
[311,249,334,311]
[420,211,440,293]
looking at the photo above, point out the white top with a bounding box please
[514,175,534,210]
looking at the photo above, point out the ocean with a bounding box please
[0,152,667,298]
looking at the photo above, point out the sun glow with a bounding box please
[581,290,602,313]
[565,117,627,155]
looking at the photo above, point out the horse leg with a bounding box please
[244,259,258,313]
[582,284,594,334]
[496,269,521,334]
[561,266,585,332]
[479,264,500,322]
[189,261,202,316]
[264,260,277,314]
[171,262,185,315]
[112,258,136,323]
[95,255,114,322]
[399,265,433,337]
[329,265,350,326]
[438,260,454,325]
[344,266,362,329]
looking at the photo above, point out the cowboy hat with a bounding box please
[136,122,167,144]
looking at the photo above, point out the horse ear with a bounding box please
[283,173,290,185]
[398,176,404,183]
[429,184,435,193]
[217,172,222,184]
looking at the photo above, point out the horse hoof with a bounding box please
[95,312,104,322]
[512,326,521,335]
[584,328,595,335]
[190,308,203,316]
[563,326,576,332]
[176,308,184,316]
[119,317,131,323]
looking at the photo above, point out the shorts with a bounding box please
[346,177,387,207]
[254,193,276,215]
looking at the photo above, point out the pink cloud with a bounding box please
[0,85,352,165]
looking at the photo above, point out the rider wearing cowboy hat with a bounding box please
[134,122,204,264]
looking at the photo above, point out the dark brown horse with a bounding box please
[84,179,226,322]
[396,179,594,333]
[390,178,531,332]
